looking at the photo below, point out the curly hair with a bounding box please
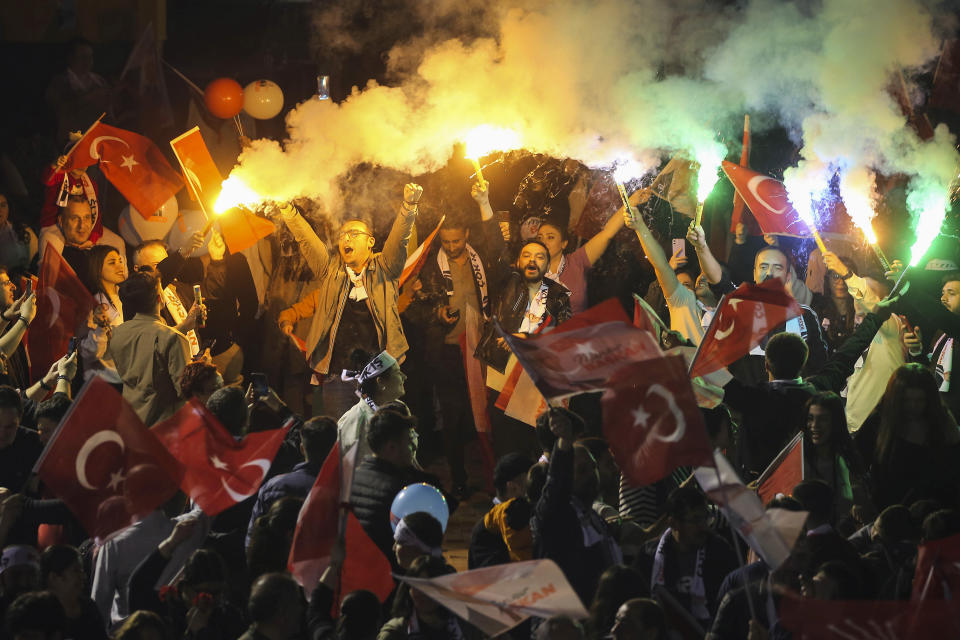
[179,362,221,400]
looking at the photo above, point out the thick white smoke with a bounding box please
[226,0,957,234]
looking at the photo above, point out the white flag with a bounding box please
[396,559,587,637]
[694,451,807,569]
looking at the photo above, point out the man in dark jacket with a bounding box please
[724,304,893,480]
[351,410,451,569]
[531,409,620,606]
[246,416,336,548]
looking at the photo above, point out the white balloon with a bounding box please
[166,209,212,256]
[117,197,178,246]
[243,80,284,120]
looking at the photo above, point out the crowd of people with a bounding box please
[3,34,960,640]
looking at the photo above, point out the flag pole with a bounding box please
[56,113,106,170]
[711,464,759,621]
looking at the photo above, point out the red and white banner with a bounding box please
[689,279,802,379]
[151,400,289,516]
[722,161,813,237]
[695,451,807,570]
[399,216,445,287]
[397,559,588,637]
[780,597,960,639]
[35,377,183,541]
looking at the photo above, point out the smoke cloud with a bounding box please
[227,0,958,236]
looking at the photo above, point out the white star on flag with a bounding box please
[107,469,126,491]
[631,406,650,427]
[574,343,598,357]
[120,154,139,172]
[210,455,229,470]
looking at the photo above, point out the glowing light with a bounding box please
[838,185,877,244]
[214,176,262,214]
[907,188,948,266]
[463,126,522,160]
[613,156,646,184]
[784,174,828,255]
[695,147,724,203]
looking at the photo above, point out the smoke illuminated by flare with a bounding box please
[462,125,522,160]
[612,155,649,183]
[907,188,948,266]
[695,147,724,203]
[838,169,879,245]
[214,176,263,214]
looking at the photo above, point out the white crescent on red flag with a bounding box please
[721,161,814,237]
[602,355,713,487]
[688,279,802,379]
[35,377,183,541]
[780,596,960,639]
[151,400,289,516]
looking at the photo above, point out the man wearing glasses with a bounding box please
[277,183,422,418]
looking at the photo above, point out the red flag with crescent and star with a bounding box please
[602,354,713,486]
[150,399,290,516]
[62,122,183,220]
[28,246,98,380]
[721,161,814,238]
[688,279,802,379]
[34,377,183,541]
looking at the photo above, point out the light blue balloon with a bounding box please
[389,483,449,533]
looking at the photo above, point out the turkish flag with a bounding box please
[63,122,183,219]
[779,597,960,639]
[35,377,183,541]
[151,400,289,516]
[499,298,661,401]
[602,355,713,486]
[289,443,394,605]
[400,216,445,287]
[721,161,814,237]
[756,432,804,505]
[170,127,275,252]
[633,293,668,342]
[29,247,98,380]
[688,279,802,379]
[912,531,960,600]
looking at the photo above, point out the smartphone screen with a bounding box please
[251,372,268,396]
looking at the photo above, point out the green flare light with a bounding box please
[907,189,948,266]
[695,147,724,203]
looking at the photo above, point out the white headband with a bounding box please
[341,350,398,411]
[394,518,443,558]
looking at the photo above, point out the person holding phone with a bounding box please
[80,245,127,382]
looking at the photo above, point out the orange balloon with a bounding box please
[204,78,245,119]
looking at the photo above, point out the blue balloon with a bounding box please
[389,483,449,533]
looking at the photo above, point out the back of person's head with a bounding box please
[179,362,221,401]
[874,505,916,544]
[300,416,337,463]
[248,572,301,624]
[664,486,708,520]
[399,512,444,550]
[812,560,864,600]
[765,332,809,380]
[611,598,667,640]
[910,499,942,529]
[113,610,169,640]
[493,453,533,497]
[205,386,248,436]
[765,495,804,511]
[36,394,71,426]
[5,591,65,639]
[181,548,227,590]
[39,545,80,586]
[792,480,835,526]
[526,462,548,504]
[366,409,415,454]
[534,615,585,640]
[589,564,648,637]
[337,589,382,639]
[0,385,22,413]
[118,272,160,317]
[922,509,960,542]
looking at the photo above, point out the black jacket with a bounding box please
[724,311,888,480]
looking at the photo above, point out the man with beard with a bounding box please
[475,239,571,457]
[277,184,422,419]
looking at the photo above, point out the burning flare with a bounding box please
[214,176,262,214]
[907,188,949,266]
[695,148,724,203]
[462,125,522,160]
[838,170,879,244]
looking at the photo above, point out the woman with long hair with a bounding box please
[802,392,869,528]
[79,245,126,381]
[855,364,960,510]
